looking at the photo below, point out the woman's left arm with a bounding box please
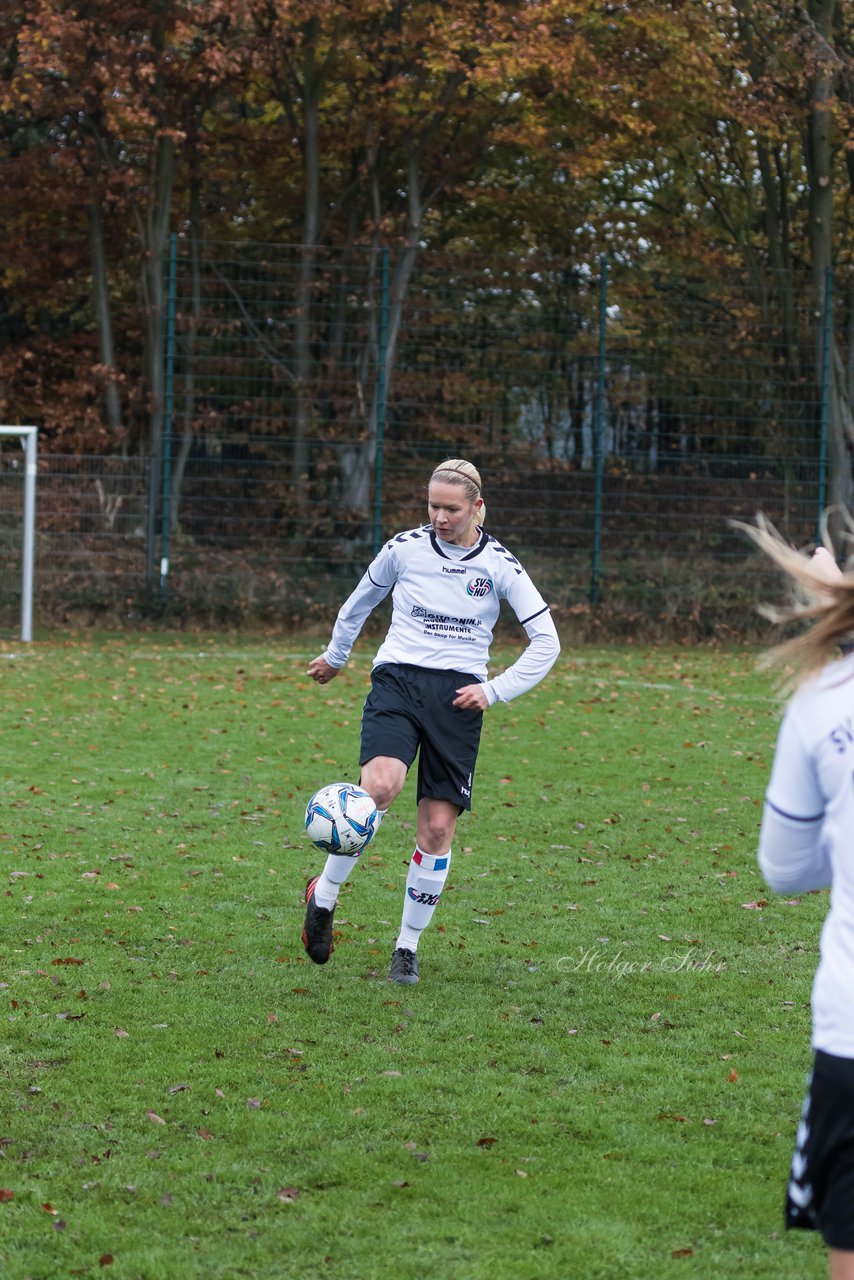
[477,610,560,706]
[758,805,830,894]
[758,702,831,893]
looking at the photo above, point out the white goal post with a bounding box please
[0,426,37,642]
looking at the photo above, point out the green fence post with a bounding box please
[816,264,833,544]
[373,246,390,555]
[160,233,178,592]
[590,256,608,605]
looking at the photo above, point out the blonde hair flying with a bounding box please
[735,514,854,684]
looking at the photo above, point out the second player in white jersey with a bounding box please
[744,519,854,1273]
[761,656,854,1057]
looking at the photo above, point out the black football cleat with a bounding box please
[302,876,335,964]
[389,947,420,984]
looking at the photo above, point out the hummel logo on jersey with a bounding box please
[466,576,494,598]
[441,566,466,575]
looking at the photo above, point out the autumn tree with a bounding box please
[1,1,250,449]
[0,0,852,528]
[213,0,687,509]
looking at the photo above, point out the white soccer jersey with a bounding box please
[322,525,559,705]
[759,654,854,1056]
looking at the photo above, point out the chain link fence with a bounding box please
[1,246,846,638]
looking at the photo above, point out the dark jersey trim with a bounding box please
[429,530,450,559]
[392,525,429,546]
[428,527,489,560]
[765,798,824,824]
[519,604,550,626]
[461,529,490,560]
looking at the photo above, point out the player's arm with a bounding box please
[757,703,831,893]
[307,655,339,685]
[307,551,394,683]
[758,803,830,894]
[464,606,560,708]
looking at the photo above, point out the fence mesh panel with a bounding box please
[1,246,844,634]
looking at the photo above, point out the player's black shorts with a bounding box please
[359,663,484,811]
[786,1049,854,1249]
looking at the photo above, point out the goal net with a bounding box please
[0,427,37,642]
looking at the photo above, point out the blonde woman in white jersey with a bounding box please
[743,518,854,1279]
[303,458,560,985]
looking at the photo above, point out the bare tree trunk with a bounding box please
[292,29,323,494]
[335,61,469,515]
[88,197,123,432]
[338,142,427,511]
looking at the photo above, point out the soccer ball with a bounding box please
[304,782,379,855]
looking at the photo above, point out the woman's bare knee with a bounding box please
[360,757,407,811]
[416,799,459,854]
[831,1250,854,1280]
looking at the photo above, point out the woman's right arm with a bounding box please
[309,549,395,678]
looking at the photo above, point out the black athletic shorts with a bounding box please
[786,1049,854,1249]
[359,663,484,811]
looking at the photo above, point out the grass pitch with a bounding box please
[0,636,828,1279]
